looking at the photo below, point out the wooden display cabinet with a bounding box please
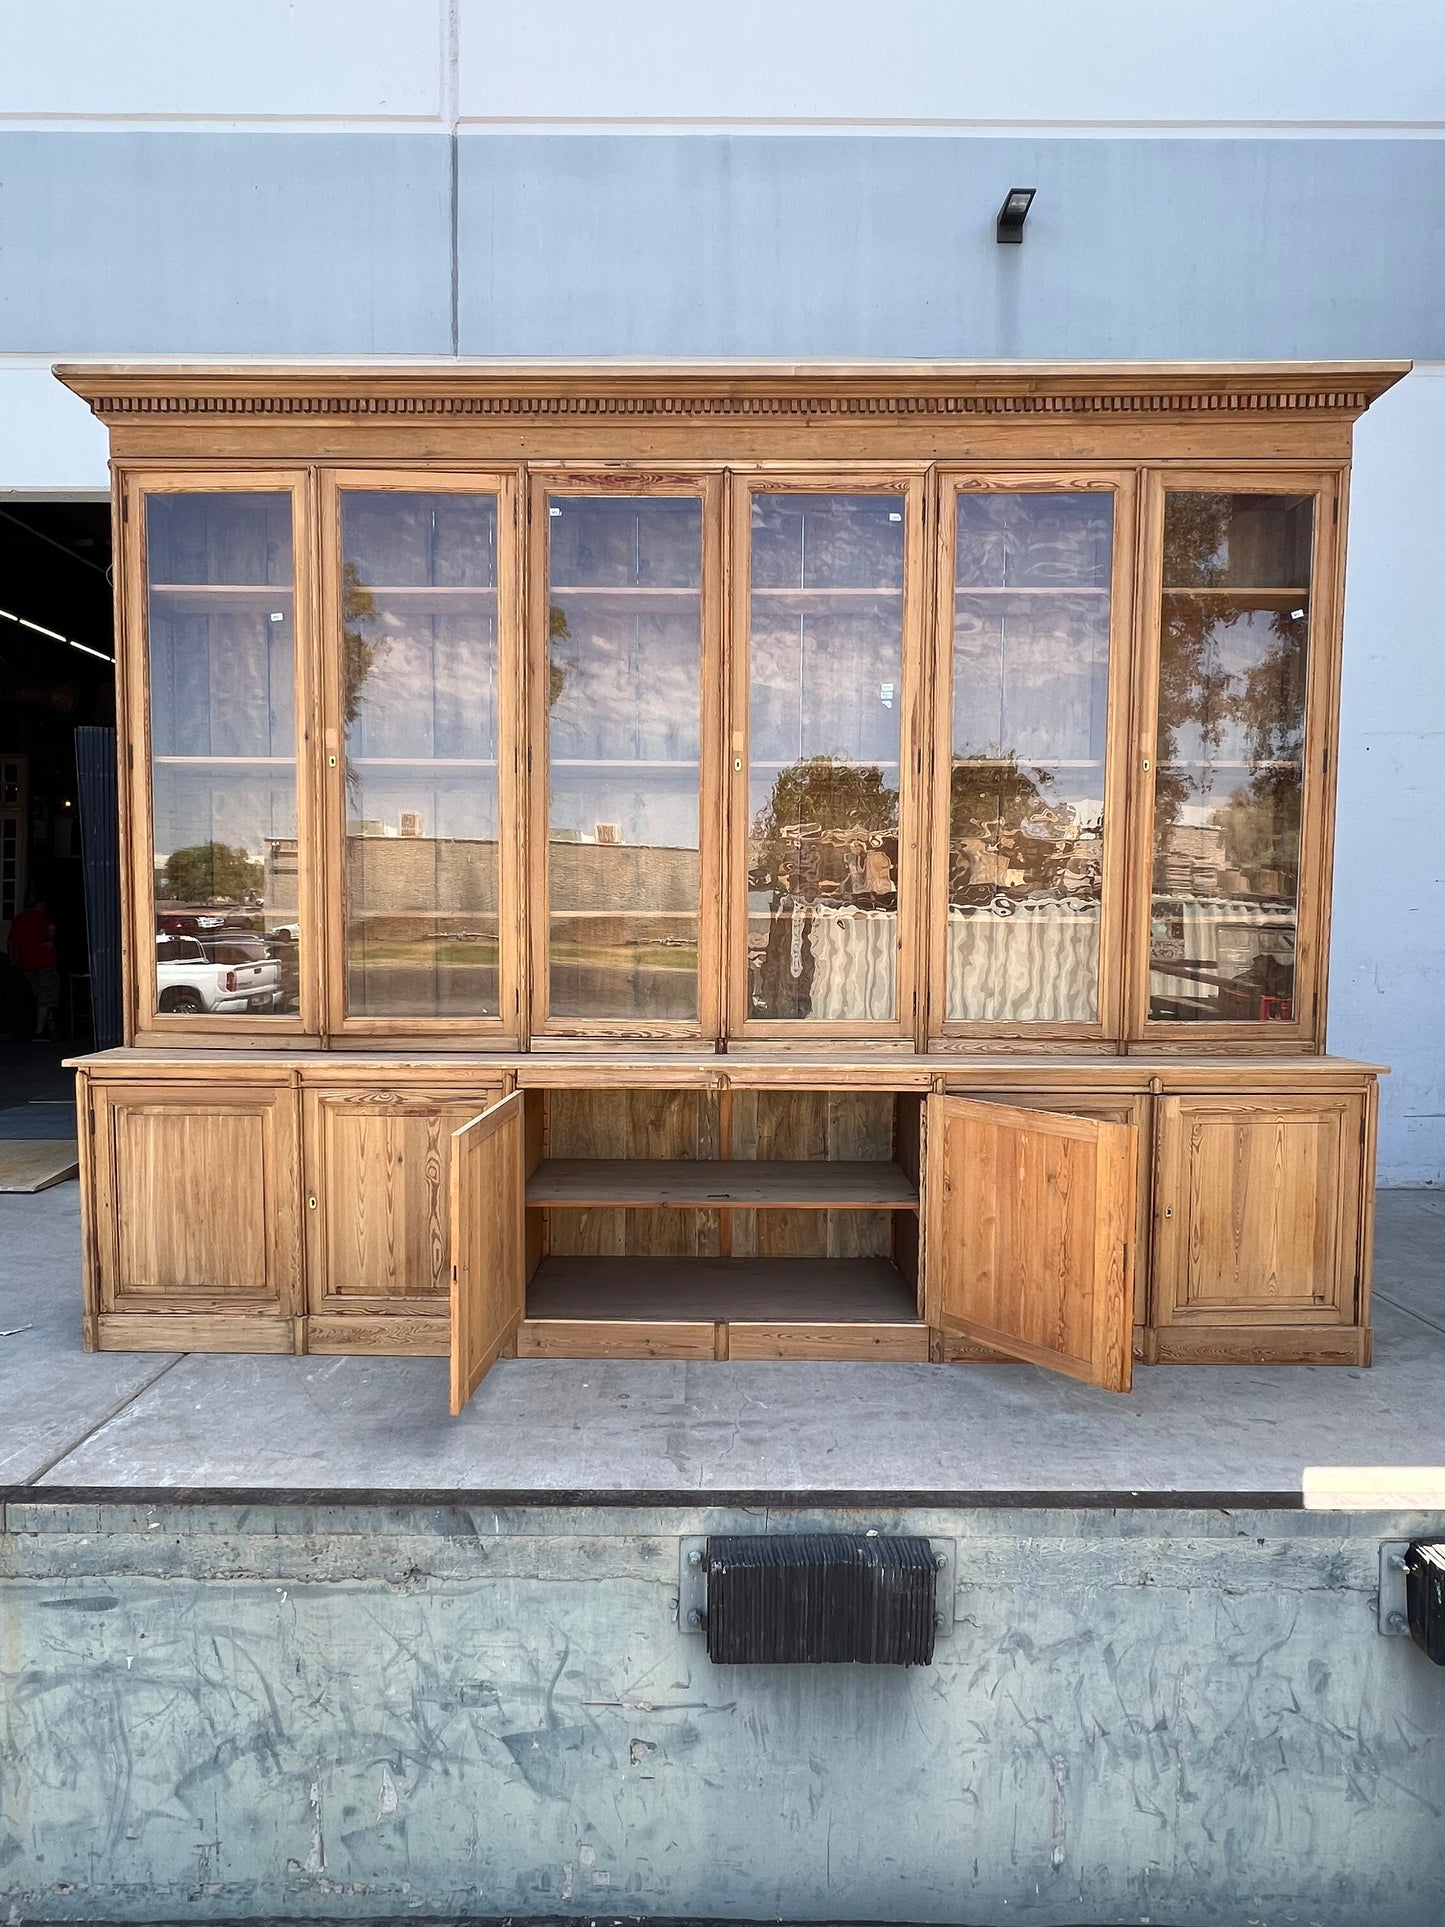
[59,359,1403,1404]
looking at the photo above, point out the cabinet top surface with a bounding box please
[54,357,1410,423]
[67,1047,1388,1085]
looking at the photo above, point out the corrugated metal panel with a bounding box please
[74,724,122,1049]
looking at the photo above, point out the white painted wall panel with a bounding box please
[0,361,107,494]
[458,0,1445,126]
[1330,367,1445,1184]
[0,2,443,120]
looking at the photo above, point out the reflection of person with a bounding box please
[8,891,59,1041]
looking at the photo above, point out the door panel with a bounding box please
[926,1094,1135,1391]
[303,1087,502,1311]
[96,1081,300,1316]
[1153,1094,1362,1324]
[450,1092,525,1413]
[946,1088,1151,1342]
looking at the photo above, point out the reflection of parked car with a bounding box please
[155,934,282,1014]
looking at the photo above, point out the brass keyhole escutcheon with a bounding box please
[308,1195,318,1210]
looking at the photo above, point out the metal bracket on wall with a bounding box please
[678,1534,957,1642]
[1379,1541,1411,1634]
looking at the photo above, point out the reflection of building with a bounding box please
[311,833,698,947]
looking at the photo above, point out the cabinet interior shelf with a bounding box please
[349,756,498,769]
[149,584,293,605]
[526,1254,920,1325]
[953,756,1103,769]
[527,1158,919,1210]
[955,585,1110,596]
[1162,587,1311,600]
[153,754,292,767]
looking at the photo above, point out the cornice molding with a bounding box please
[53,360,1411,427]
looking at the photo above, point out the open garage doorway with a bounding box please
[0,499,116,1108]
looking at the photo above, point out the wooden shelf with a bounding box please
[550,584,698,599]
[527,1158,919,1209]
[149,584,293,610]
[1162,587,1310,600]
[348,756,498,769]
[526,1254,920,1324]
[550,758,698,770]
[152,754,292,767]
[752,586,902,599]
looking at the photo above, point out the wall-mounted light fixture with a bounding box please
[996,187,1036,244]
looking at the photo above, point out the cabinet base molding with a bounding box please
[1151,1325,1370,1366]
[95,1312,297,1354]
[305,1315,449,1356]
[517,1318,717,1359]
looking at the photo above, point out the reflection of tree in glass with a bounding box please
[340,562,381,729]
[340,562,385,807]
[547,605,572,711]
[1157,498,1306,880]
[1212,611,1306,885]
[1156,496,1234,839]
[161,841,263,904]
[949,754,1070,897]
[752,755,897,871]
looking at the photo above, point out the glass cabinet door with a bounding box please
[139,477,311,1031]
[734,478,922,1035]
[532,478,720,1034]
[931,477,1131,1038]
[1139,481,1328,1036]
[324,477,517,1033]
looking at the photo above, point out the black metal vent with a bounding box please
[704,1533,937,1666]
[1407,1542,1445,1665]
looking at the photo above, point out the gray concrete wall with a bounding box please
[3,1497,1444,1925]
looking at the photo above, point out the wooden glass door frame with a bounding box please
[317,468,525,1043]
[525,467,725,1042]
[1124,466,1345,1052]
[925,468,1138,1049]
[725,467,929,1044]
[119,467,321,1045]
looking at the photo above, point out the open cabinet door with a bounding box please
[926,1096,1136,1393]
[449,1092,525,1415]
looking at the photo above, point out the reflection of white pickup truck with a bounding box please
[155,934,282,1014]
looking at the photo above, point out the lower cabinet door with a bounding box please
[1152,1093,1366,1359]
[450,1093,525,1413]
[92,1079,301,1349]
[302,1086,502,1344]
[925,1094,1137,1392]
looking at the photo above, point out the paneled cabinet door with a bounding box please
[302,1087,503,1334]
[925,1094,1136,1392]
[450,1092,525,1413]
[1152,1094,1364,1338]
[91,1079,301,1349]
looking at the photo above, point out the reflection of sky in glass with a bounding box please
[1161,605,1307,772]
[749,496,903,819]
[342,493,500,842]
[147,493,296,870]
[548,498,702,853]
[953,599,1110,764]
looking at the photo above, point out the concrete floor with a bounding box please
[1,1182,1442,1500]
